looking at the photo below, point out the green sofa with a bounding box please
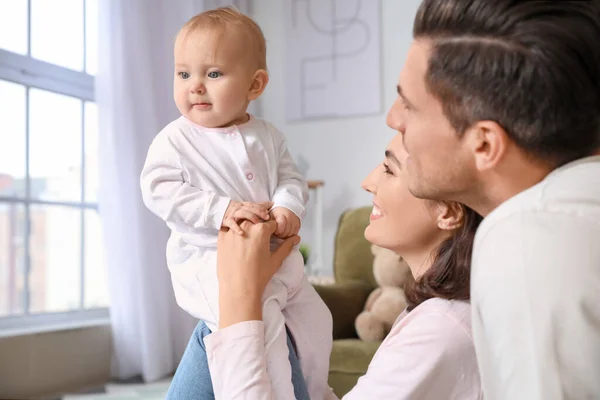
[313,207,381,398]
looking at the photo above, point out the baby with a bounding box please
[140,7,332,399]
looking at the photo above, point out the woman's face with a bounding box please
[362,134,447,257]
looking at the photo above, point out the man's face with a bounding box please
[386,39,477,203]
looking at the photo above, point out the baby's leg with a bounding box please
[191,259,220,332]
[283,276,334,400]
[170,251,220,332]
[262,278,297,399]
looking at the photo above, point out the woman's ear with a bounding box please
[248,69,269,100]
[435,202,464,231]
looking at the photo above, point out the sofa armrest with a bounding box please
[313,281,374,340]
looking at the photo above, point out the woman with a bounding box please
[167,133,484,399]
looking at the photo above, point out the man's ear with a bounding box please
[468,120,510,172]
[248,69,269,101]
[436,202,464,231]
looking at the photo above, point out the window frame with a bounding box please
[0,0,108,332]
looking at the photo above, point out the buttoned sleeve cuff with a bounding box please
[271,194,306,220]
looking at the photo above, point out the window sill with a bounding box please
[0,311,112,399]
[0,308,110,338]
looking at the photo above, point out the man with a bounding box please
[386,0,600,398]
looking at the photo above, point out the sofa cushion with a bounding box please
[328,339,381,397]
[333,207,376,286]
[313,282,373,340]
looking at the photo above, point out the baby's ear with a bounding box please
[248,69,269,100]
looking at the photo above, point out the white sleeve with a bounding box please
[140,132,230,232]
[270,128,308,219]
[471,212,600,400]
[344,311,478,400]
[206,321,276,400]
[205,311,477,399]
[205,321,339,400]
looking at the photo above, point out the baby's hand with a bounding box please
[270,207,300,239]
[222,201,272,235]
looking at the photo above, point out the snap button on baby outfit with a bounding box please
[246,173,254,181]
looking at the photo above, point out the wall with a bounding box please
[252,0,421,274]
[0,3,421,398]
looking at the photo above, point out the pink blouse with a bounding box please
[205,298,482,399]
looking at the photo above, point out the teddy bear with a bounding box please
[355,244,411,342]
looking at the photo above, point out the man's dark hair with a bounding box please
[413,0,600,166]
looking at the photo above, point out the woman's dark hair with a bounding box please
[404,204,482,311]
[413,0,600,167]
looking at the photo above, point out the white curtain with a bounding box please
[96,0,253,382]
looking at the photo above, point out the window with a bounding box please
[0,0,108,330]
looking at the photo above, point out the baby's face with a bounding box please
[173,28,257,128]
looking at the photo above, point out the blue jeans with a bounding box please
[166,320,310,400]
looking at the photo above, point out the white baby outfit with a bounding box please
[141,115,333,399]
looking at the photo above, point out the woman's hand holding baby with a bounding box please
[217,219,300,328]
[222,201,273,235]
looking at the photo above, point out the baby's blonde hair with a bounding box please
[178,6,267,70]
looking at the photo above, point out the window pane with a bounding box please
[84,102,98,202]
[29,205,81,313]
[0,0,28,55]
[0,203,26,317]
[31,0,84,71]
[29,89,82,203]
[0,80,27,198]
[85,0,98,75]
[84,210,108,308]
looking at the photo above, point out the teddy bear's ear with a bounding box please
[371,244,382,256]
[398,256,410,271]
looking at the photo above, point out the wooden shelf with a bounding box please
[306,179,325,275]
[308,180,325,189]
